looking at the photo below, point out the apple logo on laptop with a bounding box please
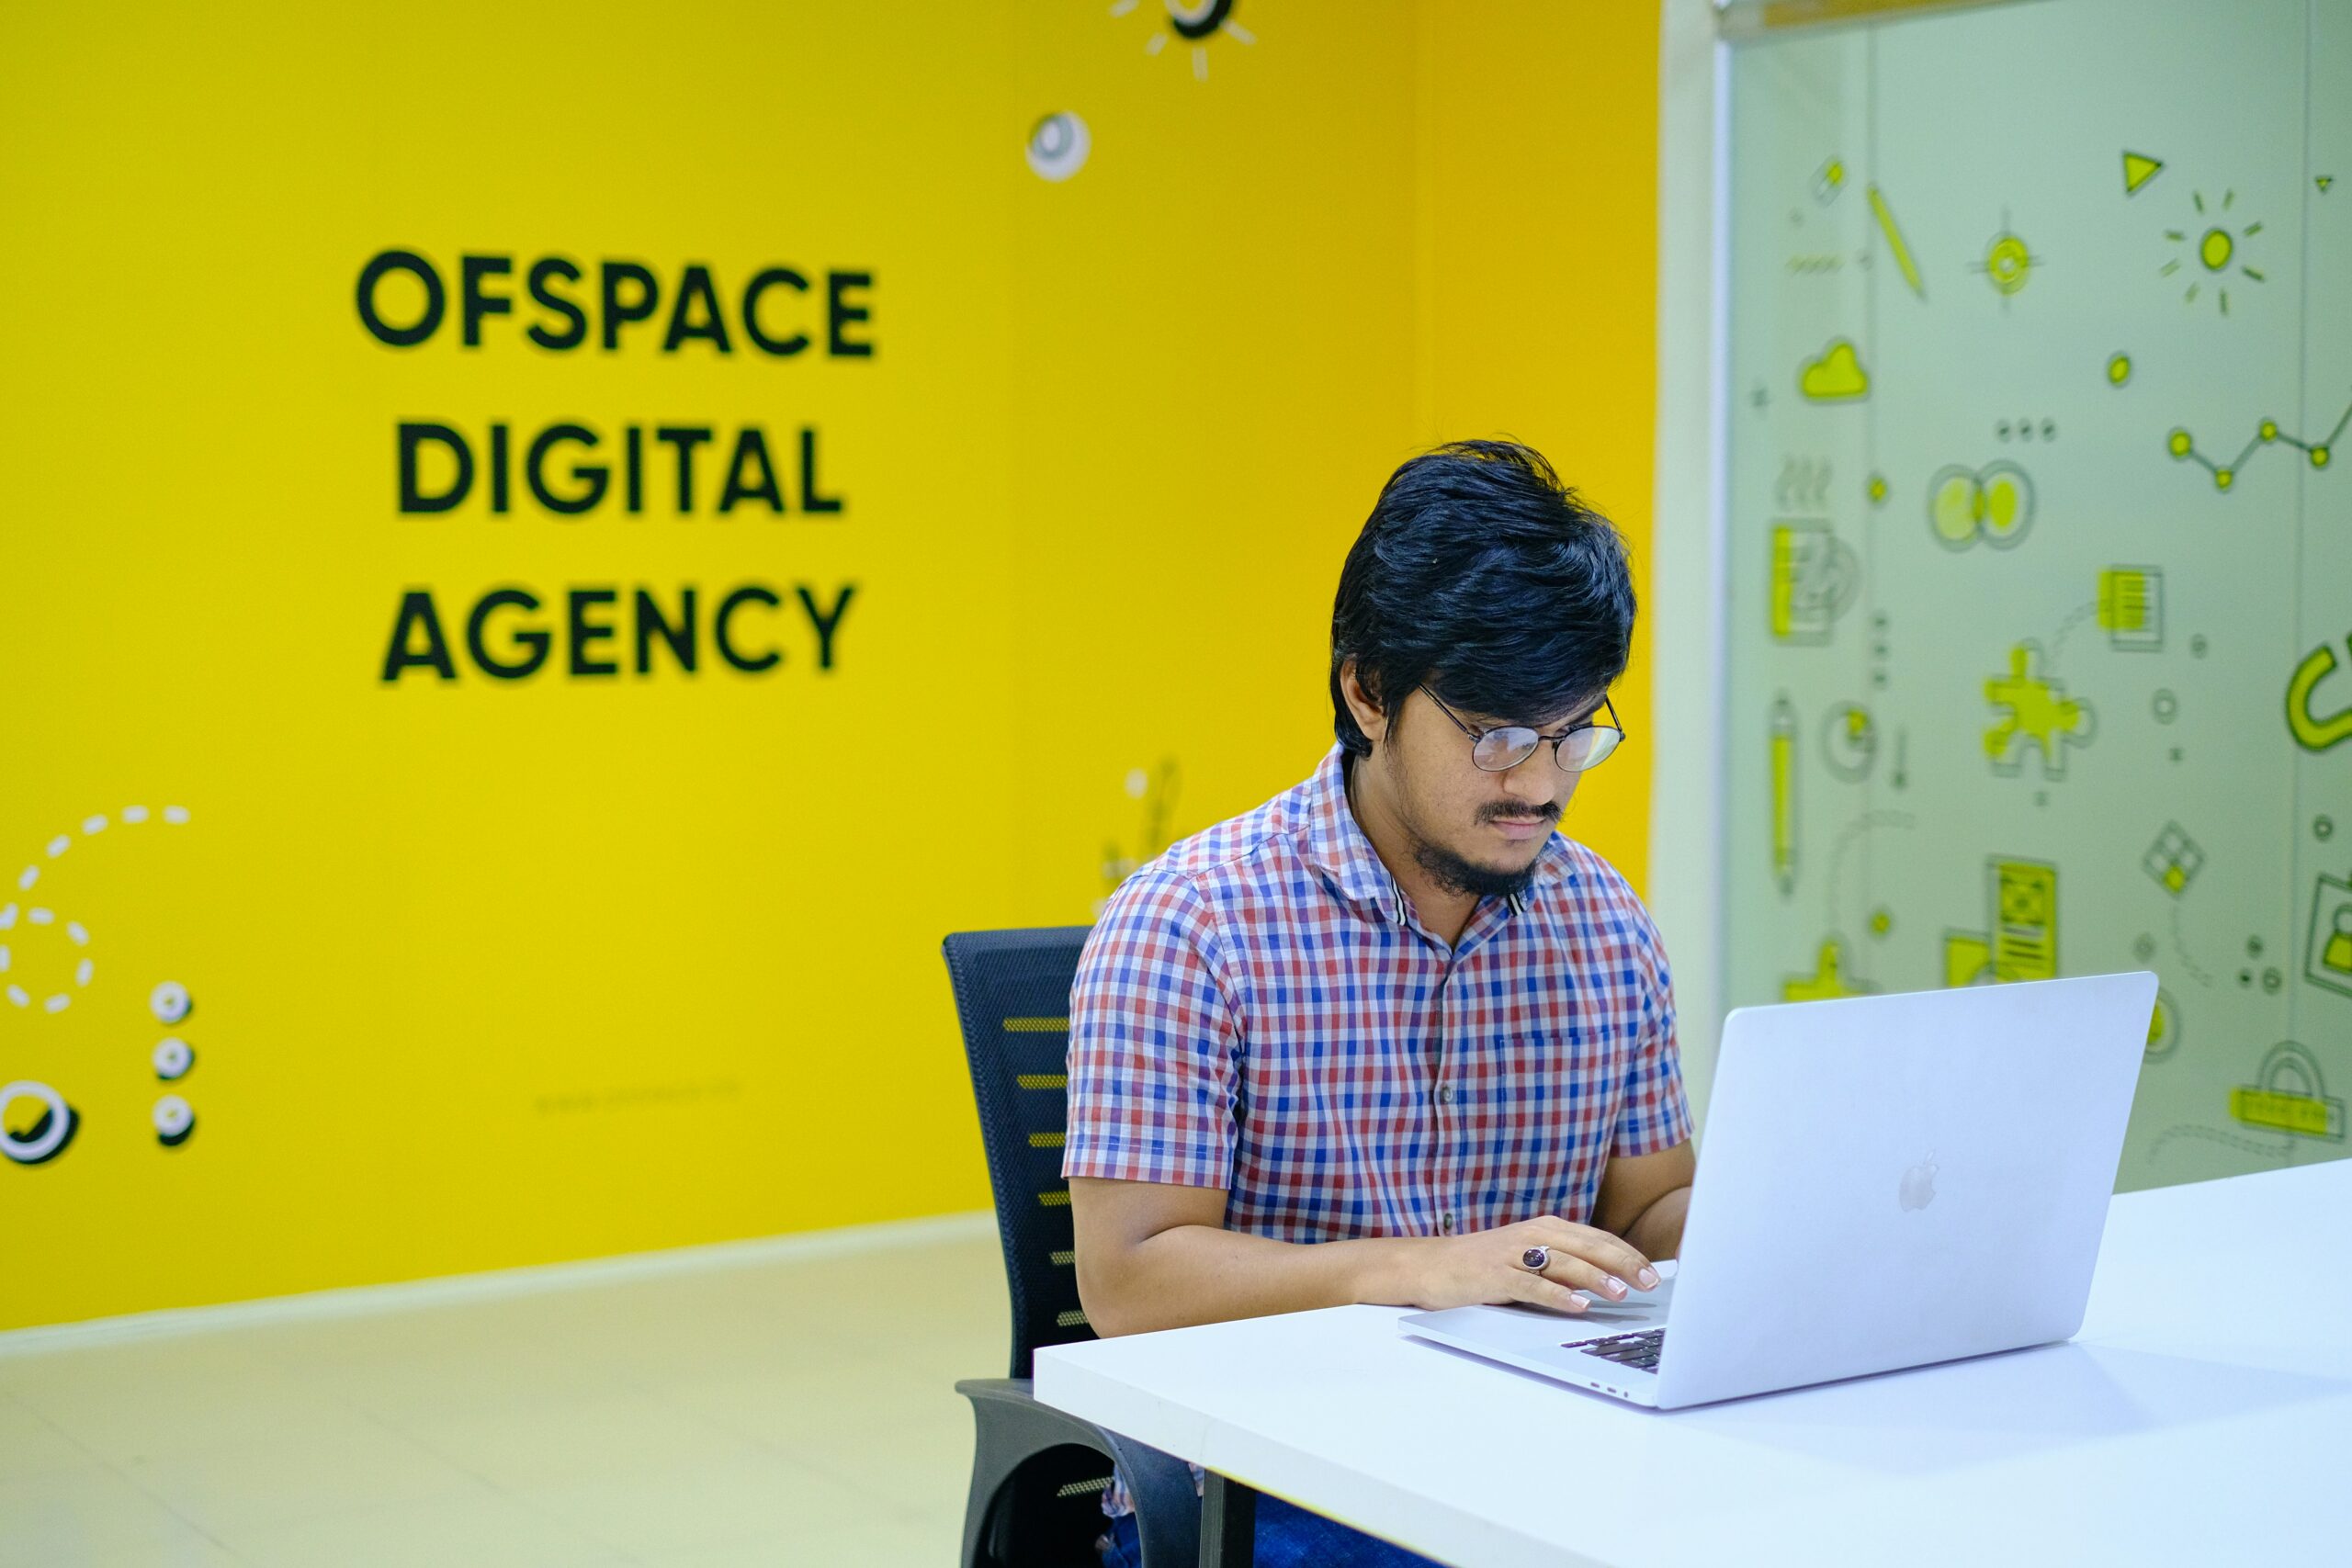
[1899,1155,1939,1213]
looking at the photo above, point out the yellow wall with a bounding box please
[1417,3,1663,891]
[0,1,1659,1331]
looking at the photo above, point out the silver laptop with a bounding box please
[1399,971,2157,1408]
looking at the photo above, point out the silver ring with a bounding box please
[1521,1245,1550,1271]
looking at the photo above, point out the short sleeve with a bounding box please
[1062,868,1243,1189]
[1611,899,1694,1158]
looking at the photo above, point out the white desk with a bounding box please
[1035,1161,2352,1568]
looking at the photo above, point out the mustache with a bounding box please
[1478,802,1562,826]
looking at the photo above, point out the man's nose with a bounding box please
[1500,753,1561,808]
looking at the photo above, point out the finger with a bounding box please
[1532,1219,1660,1291]
[1537,1252,1634,1303]
[1504,1268,1589,1314]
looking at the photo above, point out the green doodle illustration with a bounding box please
[1724,27,2352,1191]
[1769,695,1798,897]
[2097,566,2164,650]
[2285,635,2352,751]
[1814,155,1848,204]
[1942,857,2059,987]
[2144,987,2182,1059]
[2167,397,2346,491]
[1971,210,2037,300]
[1867,185,1925,299]
[1928,462,2034,549]
[2229,1042,2346,1141]
[1767,521,1858,645]
[1821,702,1877,782]
[1782,936,1873,1001]
[2304,874,2352,1000]
[2158,186,2265,313]
[1984,642,2094,777]
[1798,338,1870,400]
[2143,821,2205,897]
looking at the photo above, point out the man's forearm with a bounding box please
[1080,1224,1420,1337]
[1621,1184,1690,1261]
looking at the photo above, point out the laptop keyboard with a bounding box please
[1570,1328,1665,1371]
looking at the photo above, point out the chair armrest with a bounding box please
[956,1378,1202,1565]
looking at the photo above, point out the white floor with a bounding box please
[0,1222,1011,1567]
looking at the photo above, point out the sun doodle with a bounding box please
[2160,189,2265,313]
[1110,0,1255,82]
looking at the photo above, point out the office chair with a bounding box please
[943,927,1200,1568]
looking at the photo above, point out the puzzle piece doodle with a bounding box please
[1984,642,2096,777]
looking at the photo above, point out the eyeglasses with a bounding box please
[1418,686,1626,773]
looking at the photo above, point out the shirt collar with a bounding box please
[1298,745,1575,927]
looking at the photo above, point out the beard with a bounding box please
[1387,759,1561,899]
[1410,830,1547,899]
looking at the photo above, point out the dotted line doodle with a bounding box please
[2166,900,2216,989]
[3,805,188,1017]
[2149,1124,2294,1162]
[1822,810,1917,932]
[2041,601,2100,673]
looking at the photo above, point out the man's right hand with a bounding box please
[1382,1216,1661,1315]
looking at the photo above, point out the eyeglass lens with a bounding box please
[1469,725,1621,773]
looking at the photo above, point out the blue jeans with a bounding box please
[1100,1494,1447,1568]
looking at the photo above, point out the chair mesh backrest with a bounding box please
[942,926,1096,1380]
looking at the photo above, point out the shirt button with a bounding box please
[1437,1084,1454,1105]
[1440,1212,1457,1235]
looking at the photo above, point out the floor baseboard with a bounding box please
[0,1209,997,1358]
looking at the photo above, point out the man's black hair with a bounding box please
[1329,439,1634,759]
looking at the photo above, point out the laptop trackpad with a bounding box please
[1444,1270,1674,1339]
[1553,1272,1672,1337]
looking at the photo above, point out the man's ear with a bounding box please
[1339,658,1388,748]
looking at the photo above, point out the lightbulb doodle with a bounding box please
[2165,393,2346,491]
[2158,187,2264,313]
[1109,0,1254,82]
[0,803,200,1168]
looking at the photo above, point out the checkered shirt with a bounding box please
[1065,743,1690,1246]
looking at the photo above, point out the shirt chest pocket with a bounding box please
[1464,1026,1623,1200]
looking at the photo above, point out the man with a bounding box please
[1064,441,1694,1568]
